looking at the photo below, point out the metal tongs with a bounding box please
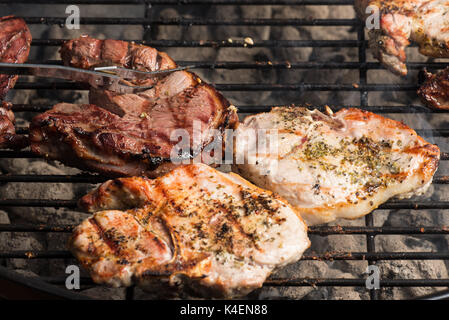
[0,62,194,94]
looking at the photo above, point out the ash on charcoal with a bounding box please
[81,287,126,300]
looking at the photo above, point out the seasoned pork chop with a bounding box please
[30,37,238,177]
[233,106,440,226]
[355,0,449,76]
[71,164,310,298]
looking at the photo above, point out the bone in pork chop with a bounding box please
[30,36,238,177]
[232,106,440,226]
[0,16,31,150]
[418,67,449,110]
[355,0,449,76]
[71,163,310,298]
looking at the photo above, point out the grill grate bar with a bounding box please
[2,174,449,184]
[11,104,449,114]
[25,59,449,70]
[12,81,420,91]
[13,127,449,137]
[7,150,446,159]
[365,214,379,299]
[0,0,355,4]
[38,276,449,288]
[0,174,108,183]
[264,279,449,287]
[30,39,425,48]
[2,250,449,260]
[1,223,448,235]
[358,24,377,299]
[31,39,363,47]
[3,200,449,211]
[21,17,361,26]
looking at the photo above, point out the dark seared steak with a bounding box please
[0,15,32,99]
[60,35,177,92]
[0,102,27,149]
[0,16,31,150]
[60,35,176,72]
[30,37,238,177]
[418,67,449,110]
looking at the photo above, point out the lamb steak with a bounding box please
[30,36,238,177]
[0,15,32,150]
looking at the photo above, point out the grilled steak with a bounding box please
[0,15,32,99]
[418,67,449,110]
[71,163,310,298]
[60,35,176,72]
[60,35,178,115]
[0,102,27,149]
[0,102,15,149]
[355,0,449,76]
[0,16,32,150]
[30,36,238,177]
[232,106,440,226]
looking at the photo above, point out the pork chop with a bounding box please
[232,106,440,226]
[71,163,310,298]
[355,0,449,76]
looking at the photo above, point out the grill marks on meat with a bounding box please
[60,35,176,73]
[71,164,310,298]
[232,107,440,226]
[0,102,15,148]
[0,15,32,99]
[88,70,199,117]
[60,35,177,90]
[0,102,28,149]
[30,37,238,177]
[355,0,449,76]
[30,82,236,177]
[418,67,449,110]
[0,16,31,150]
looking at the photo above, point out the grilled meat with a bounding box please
[418,67,449,110]
[355,0,449,76]
[0,16,31,150]
[60,35,176,72]
[0,102,28,149]
[0,15,32,99]
[232,106,440,226]
[30,36,238,177]
[71,163,310,298]
[0,16,31,149]
[0,102,15,148]
[30,85,235,177]
[60,35,178,115]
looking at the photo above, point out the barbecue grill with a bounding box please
[0,0,448,300]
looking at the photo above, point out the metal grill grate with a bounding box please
[0,0,448,300]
